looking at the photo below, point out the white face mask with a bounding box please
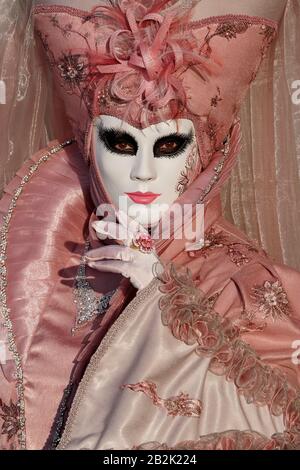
[92,115,200,228]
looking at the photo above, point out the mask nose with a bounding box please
[130,148,157,183]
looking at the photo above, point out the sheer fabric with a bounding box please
[222,0,300,270]
[34,0,287,22]
[0,0,48,195]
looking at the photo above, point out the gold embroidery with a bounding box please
[189,227,260,267]
[121,381,202,418]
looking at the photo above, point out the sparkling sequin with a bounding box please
[72,240,116,333]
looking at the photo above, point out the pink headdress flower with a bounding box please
[81,0,213,127]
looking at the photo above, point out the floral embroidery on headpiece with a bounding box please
[80,0,211,126]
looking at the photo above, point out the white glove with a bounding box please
[86,211,163,290]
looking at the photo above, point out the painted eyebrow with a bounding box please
[99,127,194,145]
[98,127,138,144]
[153,129,194,147]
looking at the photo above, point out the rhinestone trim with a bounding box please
[197,136,230,203]
[0,139,74,449]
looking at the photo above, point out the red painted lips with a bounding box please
[125,192,161,204]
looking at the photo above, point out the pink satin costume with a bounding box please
[0,1,300,450]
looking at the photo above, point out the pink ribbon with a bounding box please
[88,1,209,116]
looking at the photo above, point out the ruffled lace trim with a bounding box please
[153,261,300,434]
[132,429,300,450]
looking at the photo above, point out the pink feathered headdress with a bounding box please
[84,0,213,128]
[35,0,218,160]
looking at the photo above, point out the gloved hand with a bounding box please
[85,211,163,290]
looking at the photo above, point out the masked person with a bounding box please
[2,0,300,451]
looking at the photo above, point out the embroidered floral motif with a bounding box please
[189,227,260,267]
[227,243,259,267]
[201,21,250,55]
[211,87,222,108]
[50,15,82,39]
[121,381,202,418]
[0,399,20,441]
[176,142,201,195]
[237,308,267,333]
[250,280,292,321]
[57,53,88,91]
[153,262,300,429]
[215,21,250,39]
[36,29,91,109]
[49,14,60,28]
[197,227,228,256]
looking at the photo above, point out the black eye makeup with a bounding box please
[97,126,194,158]
[98,127,138,155]
[153,131,194,158]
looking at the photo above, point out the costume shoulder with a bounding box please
[0,139,94,449]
